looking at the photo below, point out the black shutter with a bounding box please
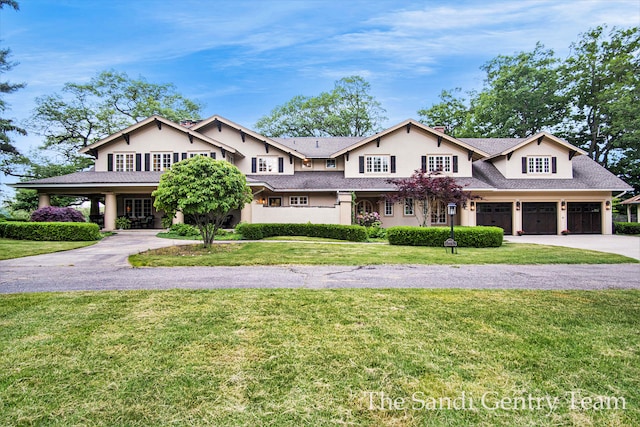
[452,155,458,173]
[107,154,113,171]
[421,156,427,173]
[251,158,257,173]
[522,157,527,174]
[173,153,179,164]
[145,153,150,171]
[181,152,187,160]
[211,152,216,159]
[390,156,396,173]
[135,153,142,171]
[278,157,284,173]
[359,156,365,174]
[551,157,557,174]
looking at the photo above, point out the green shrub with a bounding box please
[169,223,201,237]
[0,221,101,241]
[366,225,386,239]
[387,226,503,247]
[614,222,640,235]
[235,223,368,242]
[115,216,131,230]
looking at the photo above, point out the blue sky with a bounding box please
[1,0,639,195]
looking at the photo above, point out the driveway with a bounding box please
[506,234,640,260]
[0,231,638,293]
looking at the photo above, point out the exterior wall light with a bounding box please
[470,201,475,211]
[605,200,611,210]
[516,201,521,211]
[561,200,566,210]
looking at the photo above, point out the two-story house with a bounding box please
[15,114,632,235]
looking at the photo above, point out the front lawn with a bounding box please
[0,289,637,426]
[129,241,637,267]
[0,238,96,260]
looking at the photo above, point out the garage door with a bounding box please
[522,202,557,235]
[568,203,601,234]
[476,203,512,234]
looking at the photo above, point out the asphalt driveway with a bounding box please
[0,231,638,293]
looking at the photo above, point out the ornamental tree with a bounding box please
[152,156,252,247]
[387,170,475,227]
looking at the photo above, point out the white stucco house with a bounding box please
[14,114,632,234]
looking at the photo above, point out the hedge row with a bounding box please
[387,226,503,247]
[235,223,368,242]
[614,222,640,235]
[0,221,101,241]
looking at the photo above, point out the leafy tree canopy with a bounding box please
[152,157,252,247]
[255,76,387,137]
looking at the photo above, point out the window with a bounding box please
[258,157,278,173]
[430,200,447,224]
[268,197,281,207]
[152,153,172,171]
[290,196,308,206]
[428,155,451,172]
[357,200,374,214]
[326,159,336,169]
[227,154,235,165]
[366,155,390,173]
[384,200,394,216]
[528,156,551,174]
[302,159,313,168]
[124,198,152,217]
[404,198,414,216]
[189,152,208,158]
[115,153,134,172]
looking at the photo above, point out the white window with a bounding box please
[258,157,278,173]
[404,198,414,216]
[528,156,551,174]
[384,200,394,216]
[302,159,313,168]
[189,152,208,158]
[290,196,308,206]
[326,159,336,169]
[152,153,172,171]
[366,155,390,173]
[430,200,447,224]
[428,155,451,172]
[115,153,134,172]
[227,154,235,165]
[124,198,152,218]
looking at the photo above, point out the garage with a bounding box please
[522,202,557,235]
[568,202,602,234]
[476,203,512,234]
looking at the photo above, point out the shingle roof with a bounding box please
[271,137,363,158]
[247,171,493,191]
[459,138,525,156]
[15,171,164,185]
[472,156,632,190]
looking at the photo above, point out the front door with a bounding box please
[476,203,513,234]
[522,202,557,235]
[568,203,602,234]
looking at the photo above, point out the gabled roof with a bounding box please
[483,132,587,161]
[472,156,632,191]
[272,137,363,158]
[190,114,307,160]
[620,195,640,205]
[330,119,490,159]
[79,115,242,158]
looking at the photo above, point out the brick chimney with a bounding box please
[433,126,446,133]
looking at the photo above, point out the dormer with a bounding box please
[80,115,241,172]
[331,119,488,179]
[484,132,587,179]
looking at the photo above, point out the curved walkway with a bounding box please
[0,231,638,293]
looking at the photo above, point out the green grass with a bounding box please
[0,289,637,426]
[156,231,243,241]
[129,241,637,267]
[0,238,96,260]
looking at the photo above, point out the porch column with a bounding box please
[90,197,100,216]
[513,201,522,236]
[558,200,567,235]
[104,192,117,231]
[603,200,613,234]
[37,193,51,208]
[338,192,353,225]
[172,211,184,225]
[627,205,631,222]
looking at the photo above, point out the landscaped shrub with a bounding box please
[169,223,201,237]
[356,211,381,227]
[30,206,86,222]
[115,216,131,230]
[235,223,368,242]
[387,226,503,247]
[0,221,101,241]
[614,222,640,235]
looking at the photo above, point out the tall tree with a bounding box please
[152,157,252,247]
[560,25,640,191]
[417,88,473,137]
[255,76,386,137]
[0,0,26,158]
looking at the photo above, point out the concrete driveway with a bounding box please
[0,231,638,293]
[506,234,640,260]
